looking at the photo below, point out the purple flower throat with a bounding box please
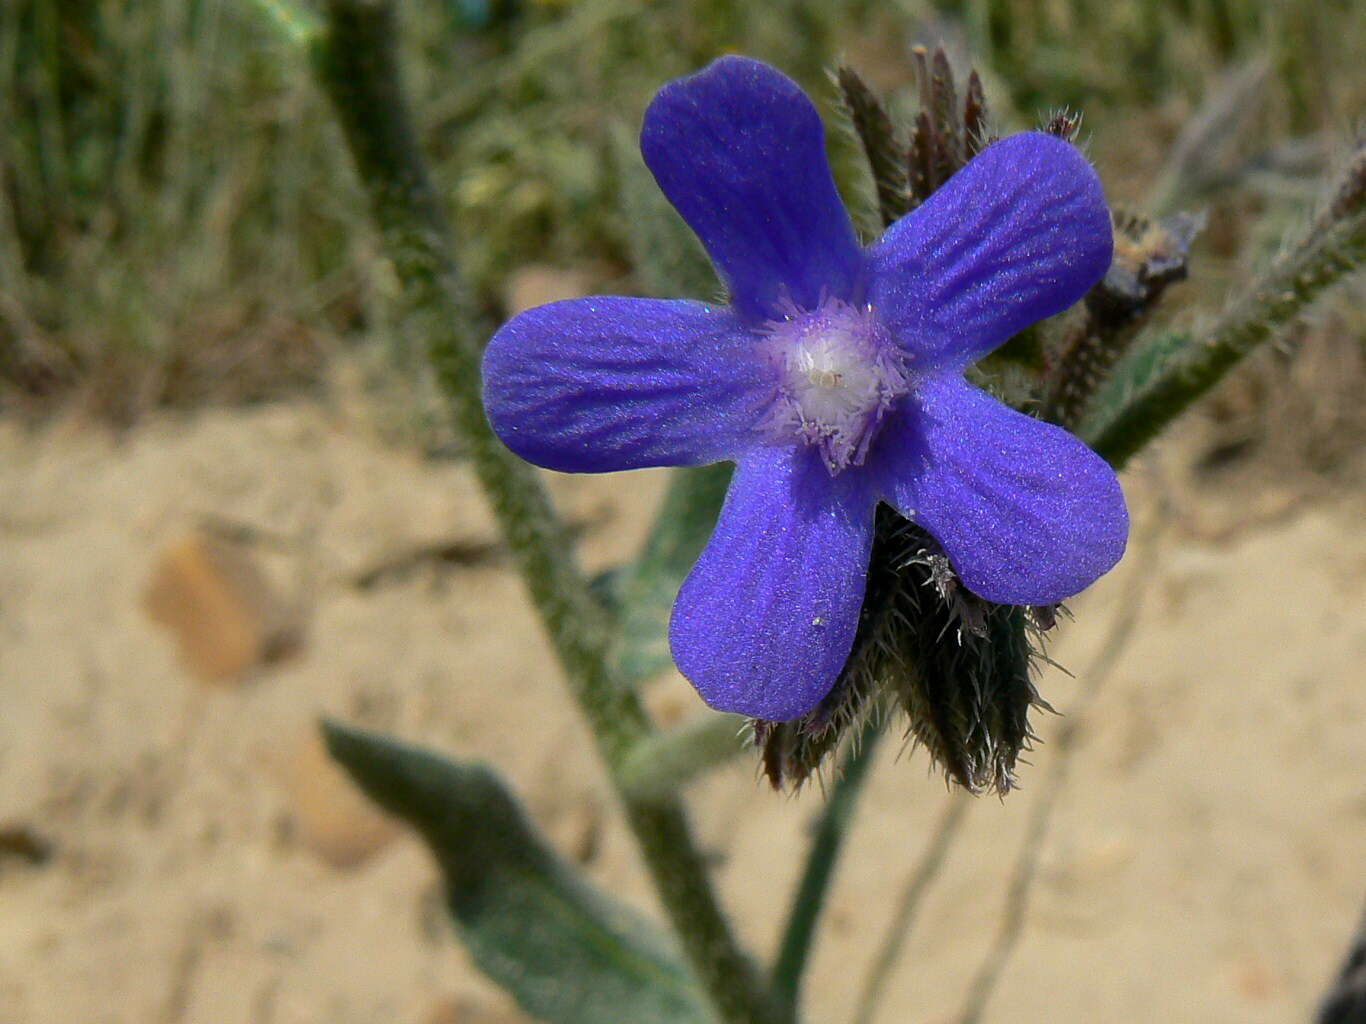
[758,296,908,474]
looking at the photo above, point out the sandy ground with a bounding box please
[1,398,1363,1024]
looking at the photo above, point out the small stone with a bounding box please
[144,533,301,683]
[1233,957,1279,1003]
[1042,831,1137,890]
[550,796,604,867]
[288,730,400,870]
[425,995,529,1024]
[530,777,605,868]
[0,824,54,867]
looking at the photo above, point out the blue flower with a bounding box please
[483,57,1128,721]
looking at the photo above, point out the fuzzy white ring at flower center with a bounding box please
[758,297,910,474]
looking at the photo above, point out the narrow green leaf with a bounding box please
[610,462,732,684]
[598,128,736,687]
[323,721,717,1024]
[620,712,749,800]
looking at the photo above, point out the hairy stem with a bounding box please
[1083,157,1366,468]
[301,3,782,1021]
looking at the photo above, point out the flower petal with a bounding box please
[876,376,1128,604]
[867,132,1112,370]
[641,56,863,323]
[669,445,875,721]
[482,297,769,472]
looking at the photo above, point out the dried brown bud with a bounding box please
[1041,108,1084,143]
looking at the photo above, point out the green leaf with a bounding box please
[620,711,749,799]
[610,462,731,684]
[322,721,717,1024]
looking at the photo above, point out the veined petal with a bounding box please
[669,445,875,721]
[876,376,1128,604]
[867,132,1112,370]
[641,56,863,324]
[482,297,769,472]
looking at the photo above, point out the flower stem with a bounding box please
[621,712,750,800]
[300,3,783,1021]
[772,717,885,1007]
[1082,148,1366,468]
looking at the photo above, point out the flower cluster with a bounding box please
[482,57,1128,722]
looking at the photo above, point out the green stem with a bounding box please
[1082,198,1365,469]
[621,712,750,799]
[772,718,885,1007]
[300,4,783,1022]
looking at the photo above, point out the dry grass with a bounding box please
[0,0,1362,423]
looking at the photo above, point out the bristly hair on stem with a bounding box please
[1043,208,1205,429]
[304,5,787,1021]
[1082,137,1366,469]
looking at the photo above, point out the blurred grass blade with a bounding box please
[1146,59,1269,213]
[607,121,717,300]
[251,0,324,48]
[323,721,717,1024]
[1318,903,1366,1024]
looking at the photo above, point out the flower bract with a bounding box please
[482,56,1128,721]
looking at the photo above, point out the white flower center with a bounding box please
[759,298,908,474]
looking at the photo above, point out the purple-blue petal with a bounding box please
[482,297,770,472]
[875,376,1128,604]
[641,56,863,324]
[867,132,1113,370]
[669,445,875,721]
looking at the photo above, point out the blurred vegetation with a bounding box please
[0,0,1361,423]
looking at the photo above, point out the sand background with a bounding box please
[1,382,1363,1024]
